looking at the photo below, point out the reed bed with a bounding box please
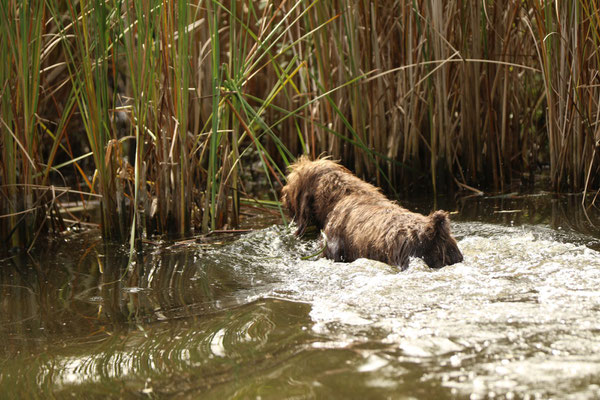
[1,0,599,252]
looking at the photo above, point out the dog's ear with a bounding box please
[294,192,314,236]
[281,186,292,213]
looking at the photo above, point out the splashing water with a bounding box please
[2,213,600,399]
[211,221,600,398]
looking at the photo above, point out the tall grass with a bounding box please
[0,2,71,251]
[1,1,599,252]
[528,1,600,192]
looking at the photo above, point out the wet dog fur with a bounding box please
[281,156,463,269]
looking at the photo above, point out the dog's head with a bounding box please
[418,211,463,268]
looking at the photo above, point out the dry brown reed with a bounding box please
[292,1,599,195]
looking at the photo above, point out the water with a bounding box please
[1,194,600,399]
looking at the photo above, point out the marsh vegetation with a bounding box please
[1,2,599,248]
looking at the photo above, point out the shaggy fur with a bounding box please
[281,156,386,235]
[281,156,463,269]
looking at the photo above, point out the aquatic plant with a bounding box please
[1,1,599,253]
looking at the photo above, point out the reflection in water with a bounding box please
[34,299,317,398]
[0,194,599,399]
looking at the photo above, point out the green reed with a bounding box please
[0,2,47,251]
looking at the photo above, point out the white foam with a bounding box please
[232,223,600,348]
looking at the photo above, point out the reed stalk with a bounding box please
[0,2,46,250]
[2,1,600,252]
[527,0,599,192]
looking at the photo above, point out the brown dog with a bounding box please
[281,156,463,269]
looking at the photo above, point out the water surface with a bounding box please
[1,194,600,399]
